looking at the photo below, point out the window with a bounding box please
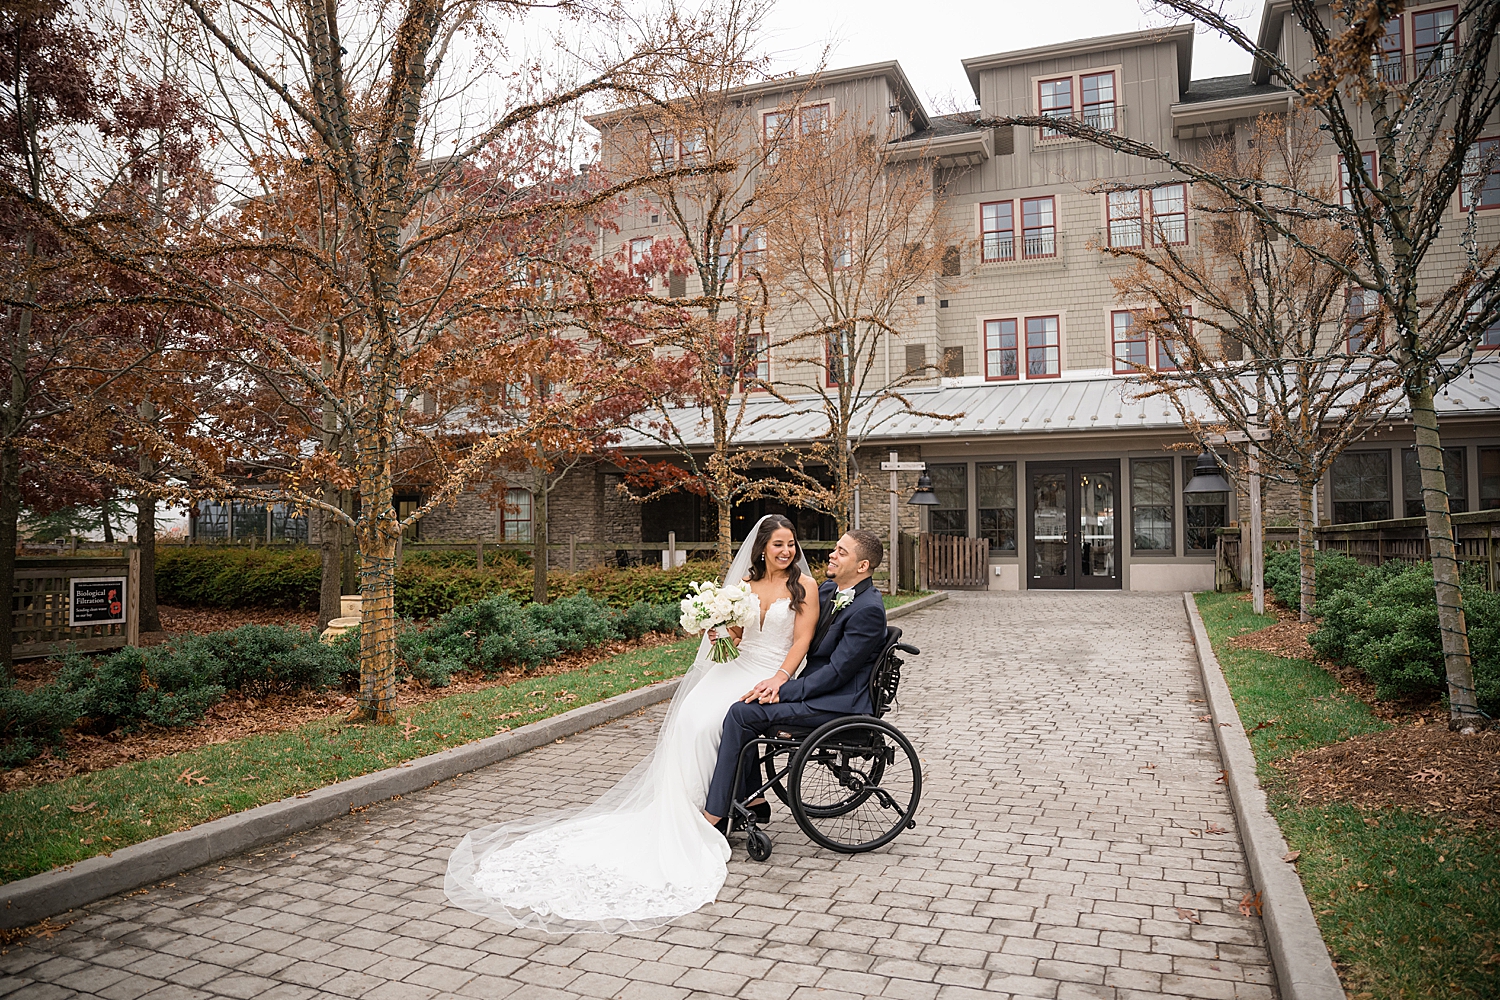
[650,132,676,172]
[630,238,652,273]
[1025,316,1060,378]
[825,329,853,386]
[1080,72,1117,130]
[502,487,532,542]
[984,318,1019,380]
[1461,138,1500,210]
[977,462,1017,551]
[1412,6,1457,76]
[741,228,766,276]
[1107,191,1143,248]
[1340,151,1378,208]
[1183,456,1227,551]
[1467,277,1500,348]
[678,133,706,168]
[1151,185,1188,245]
[1403,446,1467,517]
[1481,448,1500,509]
[762,110,791,165]
[1038,77,1073,138]
[1156,307,1187,371]
[928,464,968,536]
[1331,451,1392,523]
[799,102,831,137]
[1021,196,1056,258]
[1132,459,1174,552]
[395,496,421,543]
[1376,16,1404,82]
[1111,311,1148,373]
[981,201,1015,261]
[1345,286,1381,352]
[830,221,853,270]
[717,232,737,283]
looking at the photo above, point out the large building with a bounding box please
[204,3,1500,592]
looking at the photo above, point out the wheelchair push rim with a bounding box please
[787,716,922,854]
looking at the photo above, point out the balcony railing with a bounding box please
[1023,232,1056,258]
[1038,104,1125,139]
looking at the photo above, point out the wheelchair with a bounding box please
[728,626,922,862]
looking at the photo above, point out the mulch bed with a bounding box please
[1231,619,1319,660]
[1279,722,1500,829]
[1,631,683,794]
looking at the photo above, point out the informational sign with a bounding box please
[68,577,128,627]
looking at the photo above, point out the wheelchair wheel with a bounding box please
[745,828,773,862]
[787,717,921,854]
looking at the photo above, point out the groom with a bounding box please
[703,529,889,828]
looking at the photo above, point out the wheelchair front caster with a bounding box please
[746,829,773,862]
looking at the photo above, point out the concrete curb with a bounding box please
[885,590,949,620]
[1,677,682,930]
[1181,592,1346,1000]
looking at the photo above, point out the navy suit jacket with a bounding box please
[776,577,887,715]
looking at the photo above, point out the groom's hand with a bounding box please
[741,674,785,704]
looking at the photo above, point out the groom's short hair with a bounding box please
[846,529,884,571]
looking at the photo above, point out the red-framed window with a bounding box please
[1151,184,1188,244]
[762,110,791,166]
[1021,196,1056,258]
[1467,279,1500,349]
[1412,6,1458,76]
[650,132,676,172]
[981,201,1015,261]
[1111,311,1148,372]
[1025,316,1060,377]
[1345,286,1381,352]
[1377,17,1404,82]
[717,231,737,284]
[678,132,706,168]
[984,318,1019,380]
[1081,71,1117,131]
[725,332,770,391]
[800,102,831,137]
[1038,77,1073,138]
[1462,138,1500,210]
[1107,191,1143,247]
[1340,151,1378,208]
[830,220,853,271]
[825,329,854,386]
[1156,306,1189,371]
[741,227,766,276]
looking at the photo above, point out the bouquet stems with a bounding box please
[709,634,740,662]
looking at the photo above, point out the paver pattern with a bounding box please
[3,592,1276,1000]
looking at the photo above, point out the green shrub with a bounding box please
[0,683,85,767]
[1263,548,1367,612]
[191,625,347,697]
[155,545,320,609]
[1309,561,1499,715]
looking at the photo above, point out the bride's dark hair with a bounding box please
[746,514,806,612]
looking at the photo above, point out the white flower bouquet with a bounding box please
[679,580,758,662]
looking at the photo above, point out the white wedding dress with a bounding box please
[445,527,804,934]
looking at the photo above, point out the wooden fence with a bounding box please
[1216,508,1500,591]
[12,554,140,659]
[920,534,990,590]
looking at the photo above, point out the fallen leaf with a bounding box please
[1409,768,1445,784]
[178,768,208,786]
[1248,717,1280,734]
[1215,770,1228,784]
[1140,763,1157,770]
[1205,823,1227,835]
[401,720,420,741]
[1198,715,1213,722]
[1283,850,1301,863]
[66,801,96,814]
[1239,891,1264,917]
[1175,907,1201,924]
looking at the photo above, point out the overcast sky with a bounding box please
[757,0,1261,112]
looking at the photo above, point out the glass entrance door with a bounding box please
[1027,461,1122,589]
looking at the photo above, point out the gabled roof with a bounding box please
[962,24,1196,102]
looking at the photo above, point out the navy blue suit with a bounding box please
[704,576,888,818]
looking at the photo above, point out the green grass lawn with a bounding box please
[1196,592,1500,1000]
[0,638,698,885]
[883,590,934,610]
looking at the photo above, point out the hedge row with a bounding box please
[154,545,707,617]
[2,593,681,768]
[1275,553,1500,715]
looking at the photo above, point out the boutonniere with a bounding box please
[832,591,854,614]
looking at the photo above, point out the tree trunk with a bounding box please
[135,399,160,632]
[100,491,114,544]
[717,494,733,575]
[318,506,341,632]
[1410,380,1482,731]
[533,471,549,604]
[354,516,399,724]
[0,442,18,677]
[1297,478,1316,623]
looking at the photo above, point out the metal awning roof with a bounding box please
[615,365,1500,452]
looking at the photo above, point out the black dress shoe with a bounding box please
[713,817,729,838]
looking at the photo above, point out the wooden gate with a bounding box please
[920,534,990,590]
[12,554,139,659]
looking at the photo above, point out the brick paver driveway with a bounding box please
[3,592,1276,1000]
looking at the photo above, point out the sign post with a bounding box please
[880,455,927,593]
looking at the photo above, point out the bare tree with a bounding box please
[982,0,1500,730]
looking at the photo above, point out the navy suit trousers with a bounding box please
[705,700,842,819]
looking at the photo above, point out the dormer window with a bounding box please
[1035,69,1119,140]
[1081,72,1116,130]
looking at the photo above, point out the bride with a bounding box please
[445,514,819,933]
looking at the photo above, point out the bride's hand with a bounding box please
[707,627,743,647]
